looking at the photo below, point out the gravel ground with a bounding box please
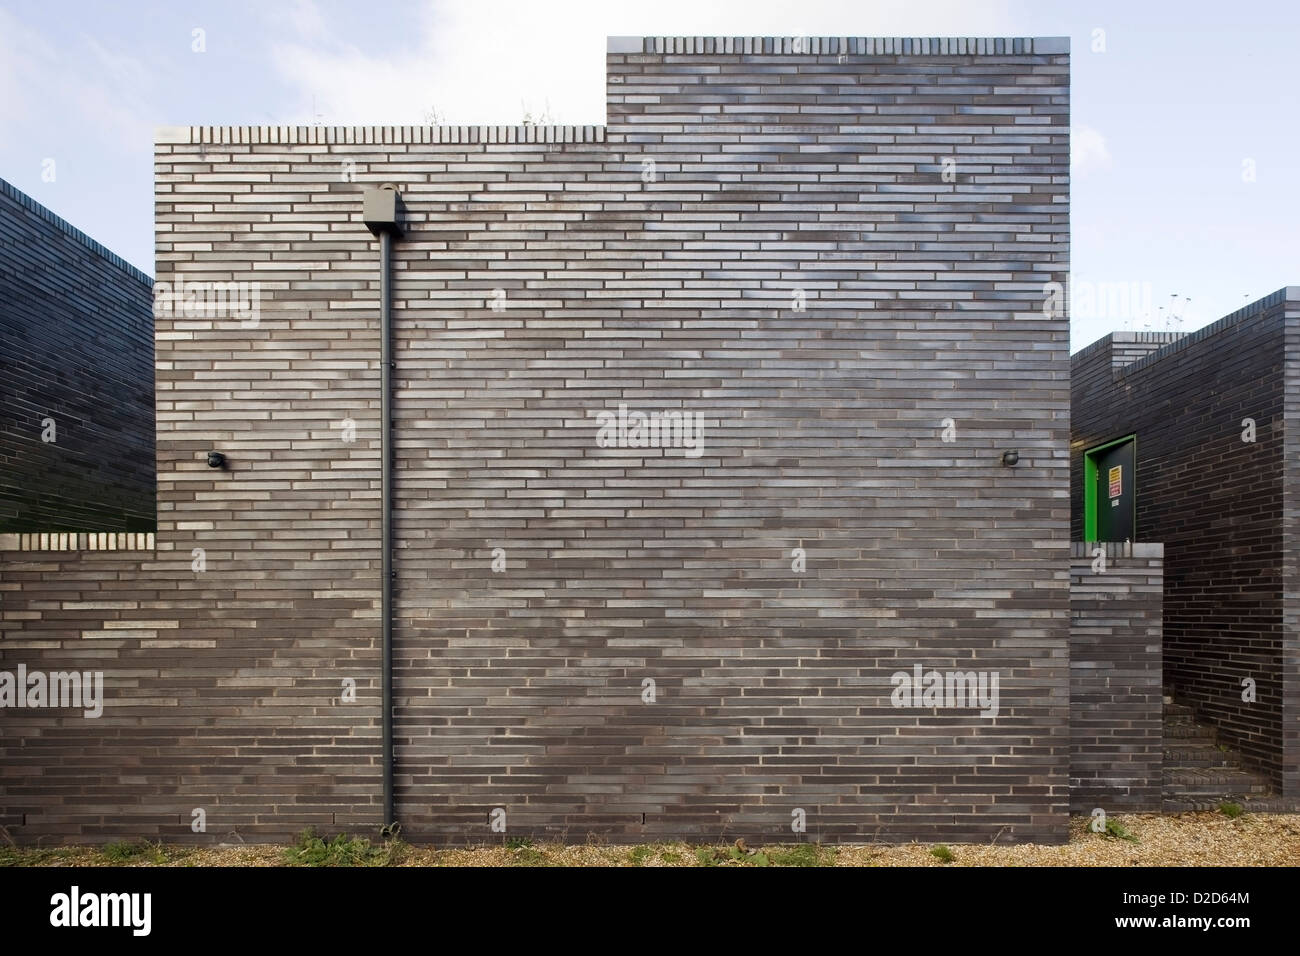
[3,812,1297,867]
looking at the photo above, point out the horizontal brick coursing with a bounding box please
[0,178,155,532]
[1072,290,1300,796]
[1069,542,1163,810]
[3,39,1071,844]
[1280,296,1300,798]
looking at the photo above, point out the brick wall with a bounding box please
[1072,289,1300,794]
[0,178,155,532]
[1068,542,1163,811]
[0,537,163,839]
[1279,292,1300,798]
[2,36,1071,844]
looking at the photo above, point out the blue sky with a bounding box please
[1,0,1296,349]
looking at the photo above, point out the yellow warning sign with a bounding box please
[1108,465,1122,499]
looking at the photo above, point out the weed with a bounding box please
[1218,802,1245,819]
[1103,819,1139,843]
[722,844,769,866]
[930,844,955,863]
[100,841,168,865]
[283,828,389,866]
[375,837,409,866]
[0,846,78,867]
[694,846,719,867]
[507,845,548,866]
[767,843,834,867]
[627,845,654,866]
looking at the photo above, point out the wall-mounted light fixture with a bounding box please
[1001,449,1020,467]
[207,451,226,469]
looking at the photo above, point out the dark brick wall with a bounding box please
[0,178,155,531]
[2,36,1072,844]
[1069,542,1163,811]
[0,535,168,839]
[1279,293,1300,799]
[1071,289,1299,794]
[0,529,380,842]
[392,36,1071,844]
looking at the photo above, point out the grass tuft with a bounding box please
[627,845,654,866]
[1102,819,1140,843]
[101,841,169,865]
[282,828,404,867]
[766,843,836,867]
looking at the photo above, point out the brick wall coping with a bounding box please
[156,125,607,146]
[1071,287,1300,369]
[0,176,152,286]
[1071,541,1163,559]
[1069,331,1180,366]
[1115,286,1300,379]
[155,35,1071,149]
[4,535,1149,559]
[607,36,1069,55]
[0,532,155,552]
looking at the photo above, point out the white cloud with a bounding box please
[265,0,1016,126]
[1072,124,1112,177]
[277,0,329,41]
[0,8,155,154]
[0,8,51,126]
[76,35,155,144]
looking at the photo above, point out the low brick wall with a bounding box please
[0,538,163,840]
[0,533,377,844]
[1069,542,1164,811]
[4,535,1164,840]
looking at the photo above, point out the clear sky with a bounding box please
[1,0,1296,349]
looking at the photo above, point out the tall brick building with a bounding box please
[2,35,1107,845]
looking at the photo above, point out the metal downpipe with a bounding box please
[380,227,394,832]
[363,185,403,834]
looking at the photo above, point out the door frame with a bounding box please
[1083,433,1137,541]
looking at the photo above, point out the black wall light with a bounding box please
[207,451,227,469]
[1001,450,1020,467]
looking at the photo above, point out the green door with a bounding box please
[1084,435,1136,541]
